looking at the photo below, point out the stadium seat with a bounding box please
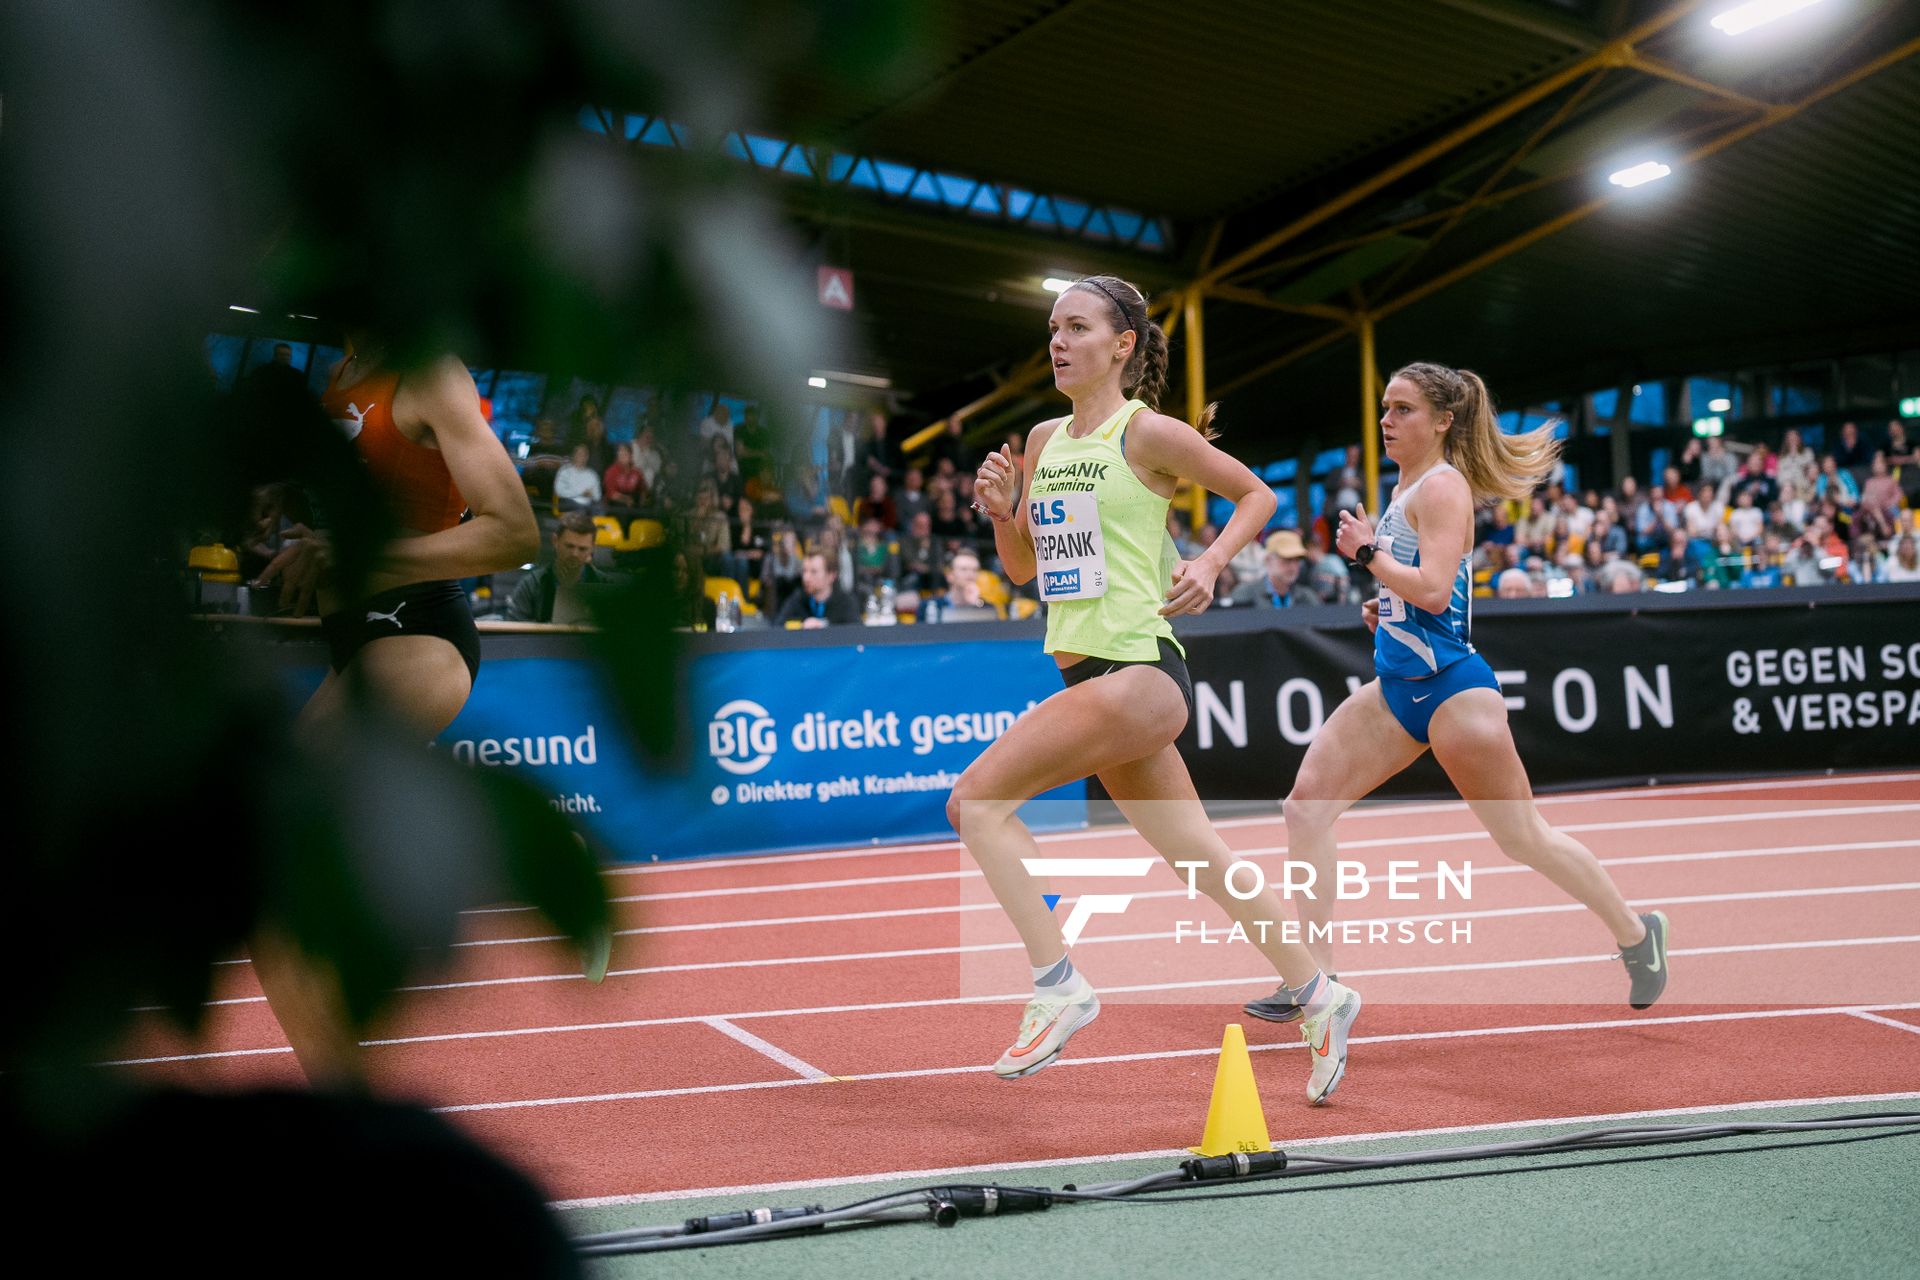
[188,543,242,584]
[704,576,746,604]
[828,495,853,526]
[592,516,624,547]
[1010,598,1039,621]
[975,570,1011,619]
[623,519,667,550]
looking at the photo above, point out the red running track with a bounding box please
[113,773,1920,1202]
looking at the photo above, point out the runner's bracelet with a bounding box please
[972,500,1015,523]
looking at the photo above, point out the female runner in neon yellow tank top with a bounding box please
[951,276,1362,1104]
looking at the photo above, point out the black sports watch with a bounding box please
[1354,542,1379,567]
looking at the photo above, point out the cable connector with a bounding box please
[922,1185,1054,1223]
[682,1205,825,1235]
[1180,1150,1288,1181]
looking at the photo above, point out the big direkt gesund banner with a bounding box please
[423,636,1085,862]
[1173,590,1920,798]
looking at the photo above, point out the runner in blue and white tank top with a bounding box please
[1243,363,1674,1025]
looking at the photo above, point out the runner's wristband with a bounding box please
[973,500,1015,523]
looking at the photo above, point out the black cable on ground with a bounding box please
[572,1112,1920,1257]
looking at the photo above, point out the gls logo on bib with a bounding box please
[1029,491,1107,602]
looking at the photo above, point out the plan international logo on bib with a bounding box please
[1043,568,1082,595]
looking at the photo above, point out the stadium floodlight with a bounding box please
[228,304,260,314]
[1041,277,1074,293]
[1711,0,1825,36]
[807,376,828,389]
[1609,161,1672,189]
[1899,396,1920,418]
[1693,416,1726,438]
[1709,397,1732,412]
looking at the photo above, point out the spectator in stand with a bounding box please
[698,398,736,448]
[529,414,568,459]
[1776,428,1817,496]
[1693,436,1739,492]
[1850,534,1888,584]
[1885,534,1920,583]
[1560,554,1593,595]
[1230,530,1317,608]
[1662,465,1692,506]
[853,412,894,498]
[1305,527,1353,604]
[761,525,804,613]
[1777,480,1810,531]
[1211,560,1243,609]
[898,510,940,594]
[1495,567,1534,599]
[1545,513,1579,560]
[1738,532,1787,589]
[896,466,932,527]
[855,474,899,531]
[929,418,976,475]
[1483,503,1516,547]
[1729,446,1776,508]
[572,396,610,470]
[686,479,733,578]
[1657,528,1698,584]
[930,487,969,539]
[1816,454,1860,509]
[670,548,716,629]
[734,404,770,474]
[810,518,856,593]
[1833,420,1872,477]
[1596,560,1644,594]
[824,409,859,502]
[1632,485,1668,553]
[853,518,900,592]
[733,498,768,587]
[921,548,996,623]
[631,419,664,493]
[1683,485,1723,540]
[553,444,602,513]
[1701,526,1744,588]
[504,512,609,623]
[603,443,645,514]
[1514,493,1552,549]
[1885,421,1919,502]
[1592,511,1629,559]
[1728,489,1765,547]
[703,434,745,509]
[775,551,858,628]
[1858,453,1902,540]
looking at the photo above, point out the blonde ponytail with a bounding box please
[1392,363,1558,502]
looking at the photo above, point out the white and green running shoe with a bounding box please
[1299,981,1362,1105]
[992,978,1101,1080]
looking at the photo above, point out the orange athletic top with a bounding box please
[320,367,466,533]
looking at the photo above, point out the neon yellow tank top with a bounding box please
[1029,399,1183,662]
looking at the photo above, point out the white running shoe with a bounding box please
[1299,981,1362,1105]
[992,978,1101,1079]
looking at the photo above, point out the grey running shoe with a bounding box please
[1619,911,1671,1010]
[1243,973,1339,1024]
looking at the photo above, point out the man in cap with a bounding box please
[1231,529,1320,609]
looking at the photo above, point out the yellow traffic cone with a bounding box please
[1187,1023,1274,1156]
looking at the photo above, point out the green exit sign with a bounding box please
[1900,396,1920,418]
[1692,415,1725,437]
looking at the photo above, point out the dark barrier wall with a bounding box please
[1172,584,1920,799]
[243,584,1920,859]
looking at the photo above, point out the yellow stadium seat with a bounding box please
[623,518,667,550]
[188,543,241,584]
[704,576,745,604]
[828,495,853,526]
[975,569,1009,606]
[592,516,624,547]
[1010,598,1039,621]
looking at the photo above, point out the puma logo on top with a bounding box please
[365,602,406,628]
[335,400,375,441]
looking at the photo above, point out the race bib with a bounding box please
[1029,490,1108,601]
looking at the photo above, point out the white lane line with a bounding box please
[702,1017,833,1082]
[459,805,1920,916]
[111,937,1920,1065]
[455,836,1920,950]
[186,876,1920,1007]
[549,1088,1920,1208]
[438,1001,1920,1116]
[1848,1010,1920,1037]
[594,771,1920,878]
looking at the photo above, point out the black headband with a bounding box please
[1077,278,1141,330]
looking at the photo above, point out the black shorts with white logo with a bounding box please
[320,579,481,683]
[1058,636,1194,721]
